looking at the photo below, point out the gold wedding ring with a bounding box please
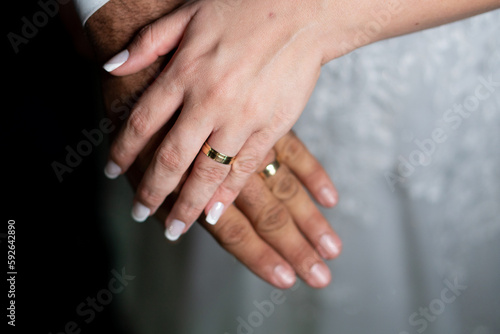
[201,142,236,165]
[260,160,280,179]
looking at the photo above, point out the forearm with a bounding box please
[321,0,500,62]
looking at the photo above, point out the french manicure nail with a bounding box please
[131,202,150,222]
[165,219,186,241]
[310,263,331,287]
[104,160,121,179]
[274,264,296,286]
[103,49,129,72]
[319,234,340,258]
[206,202,224,225]
[320,186,337,206]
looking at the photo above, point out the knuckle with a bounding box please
[155,145,185,174]
[175,61,195,80]
[271,174,299,201]
[242,93,261,116]
[212,183,238,206]
[232,153,261,176]
[204,83,232,106]
[304,211,324,228]
[255,203,290,233]
[273,106,295,126]
[175,199,205,221]
[296,253,320,277]
[109,141,127,165]
[216,220,251,247]
[127,106,152,139]
[280,135,304,162]
[192,163,227,184]
[137,186,164,207]
[253,129,273,144]
[202,71,238,106]
[172,55,199,82]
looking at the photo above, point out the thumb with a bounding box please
[103,5,197,75]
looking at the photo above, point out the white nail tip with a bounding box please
[274,265,295,286]
[104,161,121,179]
[319,234,339,257]
[320,186,337,206]
[103,49,129,72]
[310,263,330,286]
[206,202,224,225]
[165,219,186,241]
[131,202,150,223]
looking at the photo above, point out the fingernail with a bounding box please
[131,202,150,222]
[319,234,340,258]
[309,263,331,287]
[320,186,337,207]
[165,219,186,241]
[274,264,296,287]
[206,202,224,225]
[104,160,121,179]
[103,49,129,72]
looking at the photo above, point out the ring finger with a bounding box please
[233,152,332,288]
[261,158,342,260]
[163,128,250,239]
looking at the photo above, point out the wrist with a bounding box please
[315,0,404,64]
[316,0,500,64]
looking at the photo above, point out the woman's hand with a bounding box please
[102,0,334,235]
[98,40,341,289]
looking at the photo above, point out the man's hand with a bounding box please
[131,129,343,289]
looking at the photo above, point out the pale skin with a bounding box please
[102,0,500,248]
[85,0,342,289]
